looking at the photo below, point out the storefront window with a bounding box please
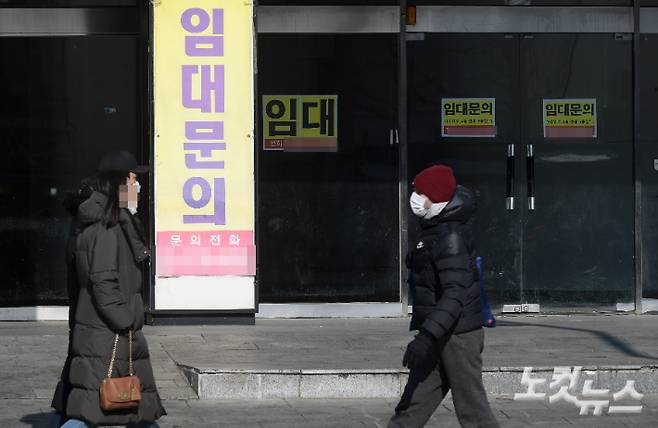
[0,36,144,306]
[257,34,400,303]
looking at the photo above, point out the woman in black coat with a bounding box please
[53,151,165,427]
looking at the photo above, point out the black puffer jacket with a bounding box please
[408,185,484,340]
[54,191,165,426]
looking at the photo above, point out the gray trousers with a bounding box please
[388,328,500,428]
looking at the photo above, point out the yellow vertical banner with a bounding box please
[153,1,255,279]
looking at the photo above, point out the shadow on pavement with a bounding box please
[496,320,658,361]
[20,411,56,427]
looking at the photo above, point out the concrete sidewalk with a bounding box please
[7,396,658,428]
[2,315,657,401]
[155,314,658,399]
[2,315,658,427]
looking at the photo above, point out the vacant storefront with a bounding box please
[0,2,150,316]
[255,2,658,315]
[2,2,658,319]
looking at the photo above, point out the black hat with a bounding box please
[98,150,149,174]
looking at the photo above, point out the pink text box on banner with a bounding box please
[156,231,256,276]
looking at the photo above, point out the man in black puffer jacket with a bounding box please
[389,165,499,428]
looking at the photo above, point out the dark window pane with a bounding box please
[0,36,144,306]
[257,34,399,303]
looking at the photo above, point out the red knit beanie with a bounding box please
[412,165,457,203]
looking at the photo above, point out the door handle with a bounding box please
[389,129,399,145]
[527,144,535,211]
[506,144,515,210]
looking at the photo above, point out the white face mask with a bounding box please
[409,192,429,217]
[426,201,449,219]
[409,192,448,219]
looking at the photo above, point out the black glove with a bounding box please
[402,329,435,369]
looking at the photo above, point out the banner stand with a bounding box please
[149,1,257,323]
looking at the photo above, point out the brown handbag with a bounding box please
[99,330,142,411]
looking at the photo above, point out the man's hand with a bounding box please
[402,330,435,369]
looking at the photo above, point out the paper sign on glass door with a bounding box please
[263,95,338,152]
[543,99,597,139]
[441,98,496,138]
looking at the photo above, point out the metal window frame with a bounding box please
[0,7,140,35]
[252,5,658,34]
[633,1,642,314]
[398,1,409,314]
[408,6,634,33]
[257,5,399,33]
[2,5,653,36]
[256,6,407,310]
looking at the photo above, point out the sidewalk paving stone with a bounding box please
[1,315,658,425]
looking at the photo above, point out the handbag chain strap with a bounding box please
[106,329,134,379]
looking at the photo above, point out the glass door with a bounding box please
[257,34,400,303]
[520,34,634,311]
[407,33,522,309]
[407,33,635,312]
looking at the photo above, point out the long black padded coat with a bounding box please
[407,185,484,341]
[54,191,166,426]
